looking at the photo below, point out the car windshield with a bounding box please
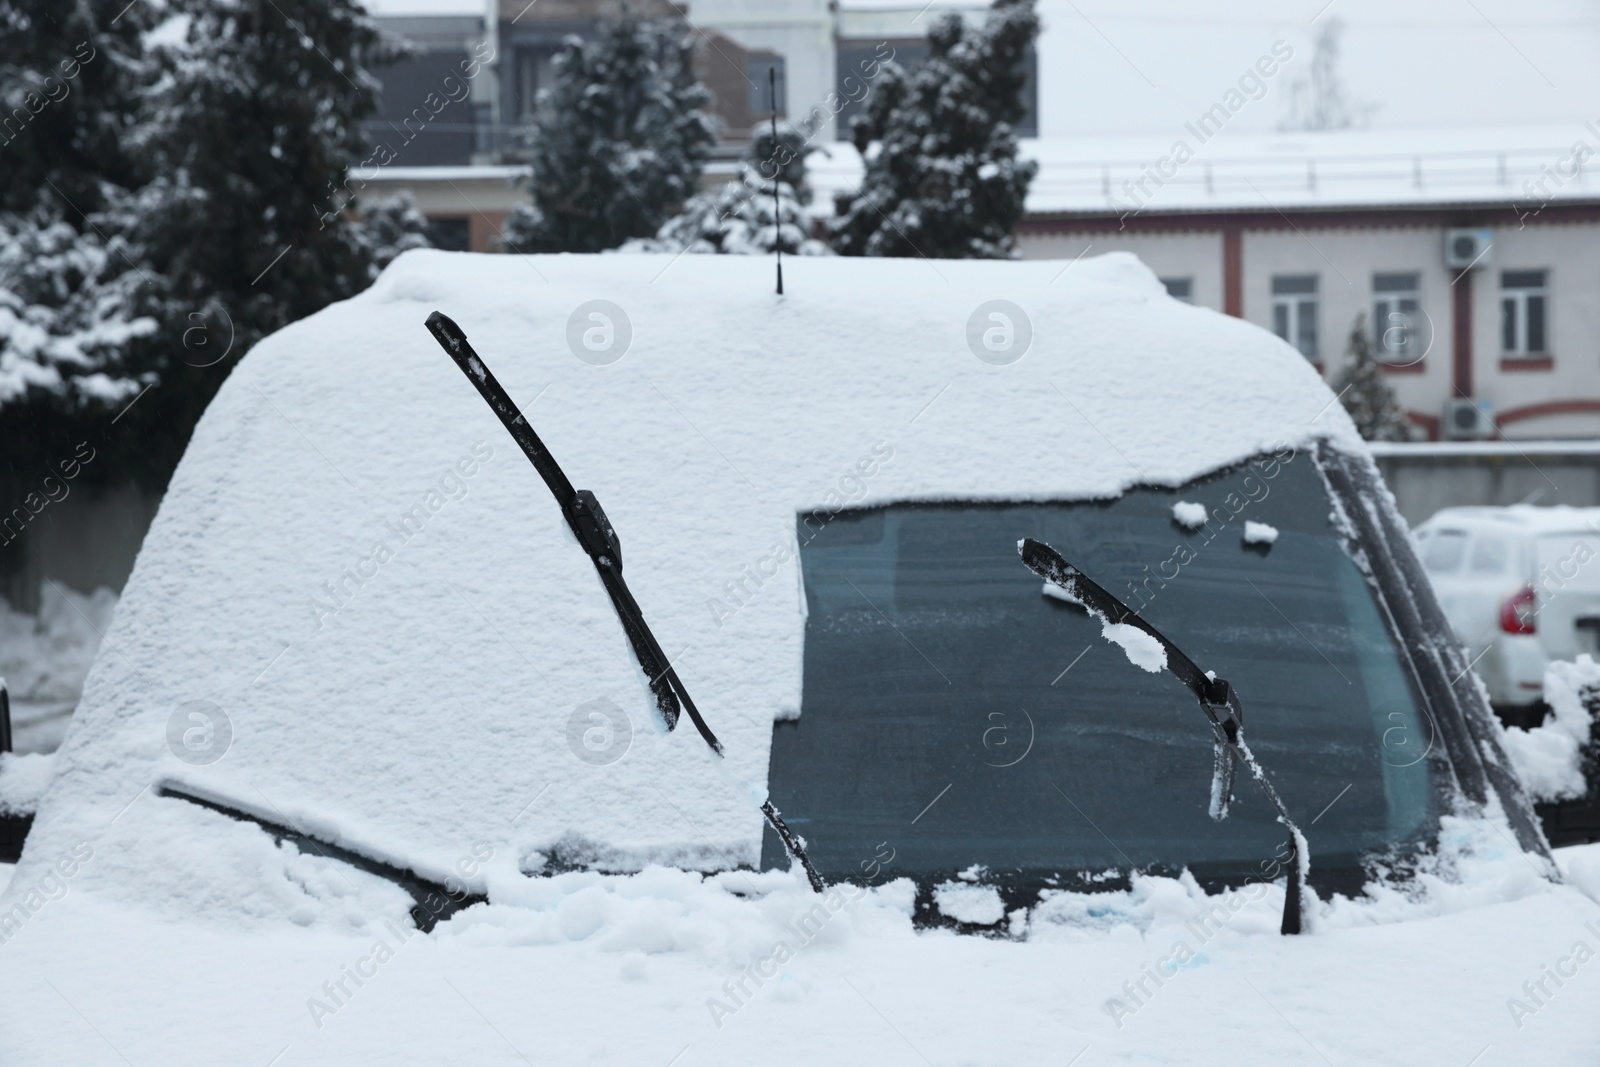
[762,452,1438,891]
[1420,530,1468,574]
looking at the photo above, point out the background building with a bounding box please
[1004,125,1600,440]
[359,0,1028,250]
[351,4,1600,439]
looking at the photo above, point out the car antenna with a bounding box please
[1018,537,1310,935]
[425,312,825,894]
[769,65,783,297]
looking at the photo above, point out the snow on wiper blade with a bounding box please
[1018,537,1310,935]
[156,782,485,933]
[425,312,825,894]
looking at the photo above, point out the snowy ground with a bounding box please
[0,841,1596,1065]
[0,584,116,753]
[2,251,1590,1064]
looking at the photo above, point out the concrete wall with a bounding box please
[1370,443,1600,527]
[1,483,162,614]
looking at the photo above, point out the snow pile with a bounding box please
[2,851,1598,1066]
[10,250,1366,927]
[1243,520,1279,545]
[441,867,928,992]
[1502,656,1600,802]
[933,880,1006,925]
[1027,810,1556,941]
[1171,500,1206,529]
[0,584,116,703]
[0,753,55,815]
[1101,622,1167,673]
[1566,846,1600,905]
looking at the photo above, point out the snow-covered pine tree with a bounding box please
[0,0,154,218]
[0,0,157,495]
[134,0,400,348]
[1331,313,1415,442]
[830,0,1038,259]
[0,213,153,410]
[118,0,407,481]
[627,169,827,255]
[502,13,716,253]
[751,121,812,204]
[625,123,828,255]
[357,192,434,276]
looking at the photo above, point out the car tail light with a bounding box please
[1499,586,1537,634]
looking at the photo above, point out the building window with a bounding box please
[1271,275,1318,358]
[1501,270,1548,354]
[1372,272,1421,362]
[515,50,555,120]
[1161,277,1193,303]
[426,216,471,252]
[748,55,786,116]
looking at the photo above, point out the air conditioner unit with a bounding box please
[1443,398,1495,440]
[1444,228,1494,269]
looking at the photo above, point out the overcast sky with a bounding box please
[361,0,1600,137]
[1036,0,1600,137]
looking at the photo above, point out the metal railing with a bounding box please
[1026,144,1592,209]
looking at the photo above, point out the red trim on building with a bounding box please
[469,212,509,254]
[1406,411,1441,441]
[1015,199,1600,236]
[1496,399,1600,426]
[1451,268,1472,398]
[1223,227,1242,317]
[1500,356,1555,371]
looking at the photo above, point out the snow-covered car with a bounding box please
[2,252,1595,1065]
[1414,506,1600,712]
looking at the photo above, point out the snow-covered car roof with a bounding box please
[1418,504,1600,537]
[8,252,1600,1066]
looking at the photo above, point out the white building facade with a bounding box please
[1020,204,1600,440]
[1008,127,1600,441]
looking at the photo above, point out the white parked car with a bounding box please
[1414,506,1600,711]
[1,252,1591,1066]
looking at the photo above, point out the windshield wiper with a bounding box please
[426,312,825,894]
[157,782,485,933]
[1019,537,1309,935]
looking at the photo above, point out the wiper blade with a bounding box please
[426,312,709,749]
[426,312,825,894]
[157,782,484,933]
[1019,537,1309,935]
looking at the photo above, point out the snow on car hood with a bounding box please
[16,250,1370,919]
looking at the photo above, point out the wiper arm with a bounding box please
[426,312,825,894]
[1019,537,1309,935]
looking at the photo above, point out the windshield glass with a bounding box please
[1420,530,1467,574]
[762,453,1438,890]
